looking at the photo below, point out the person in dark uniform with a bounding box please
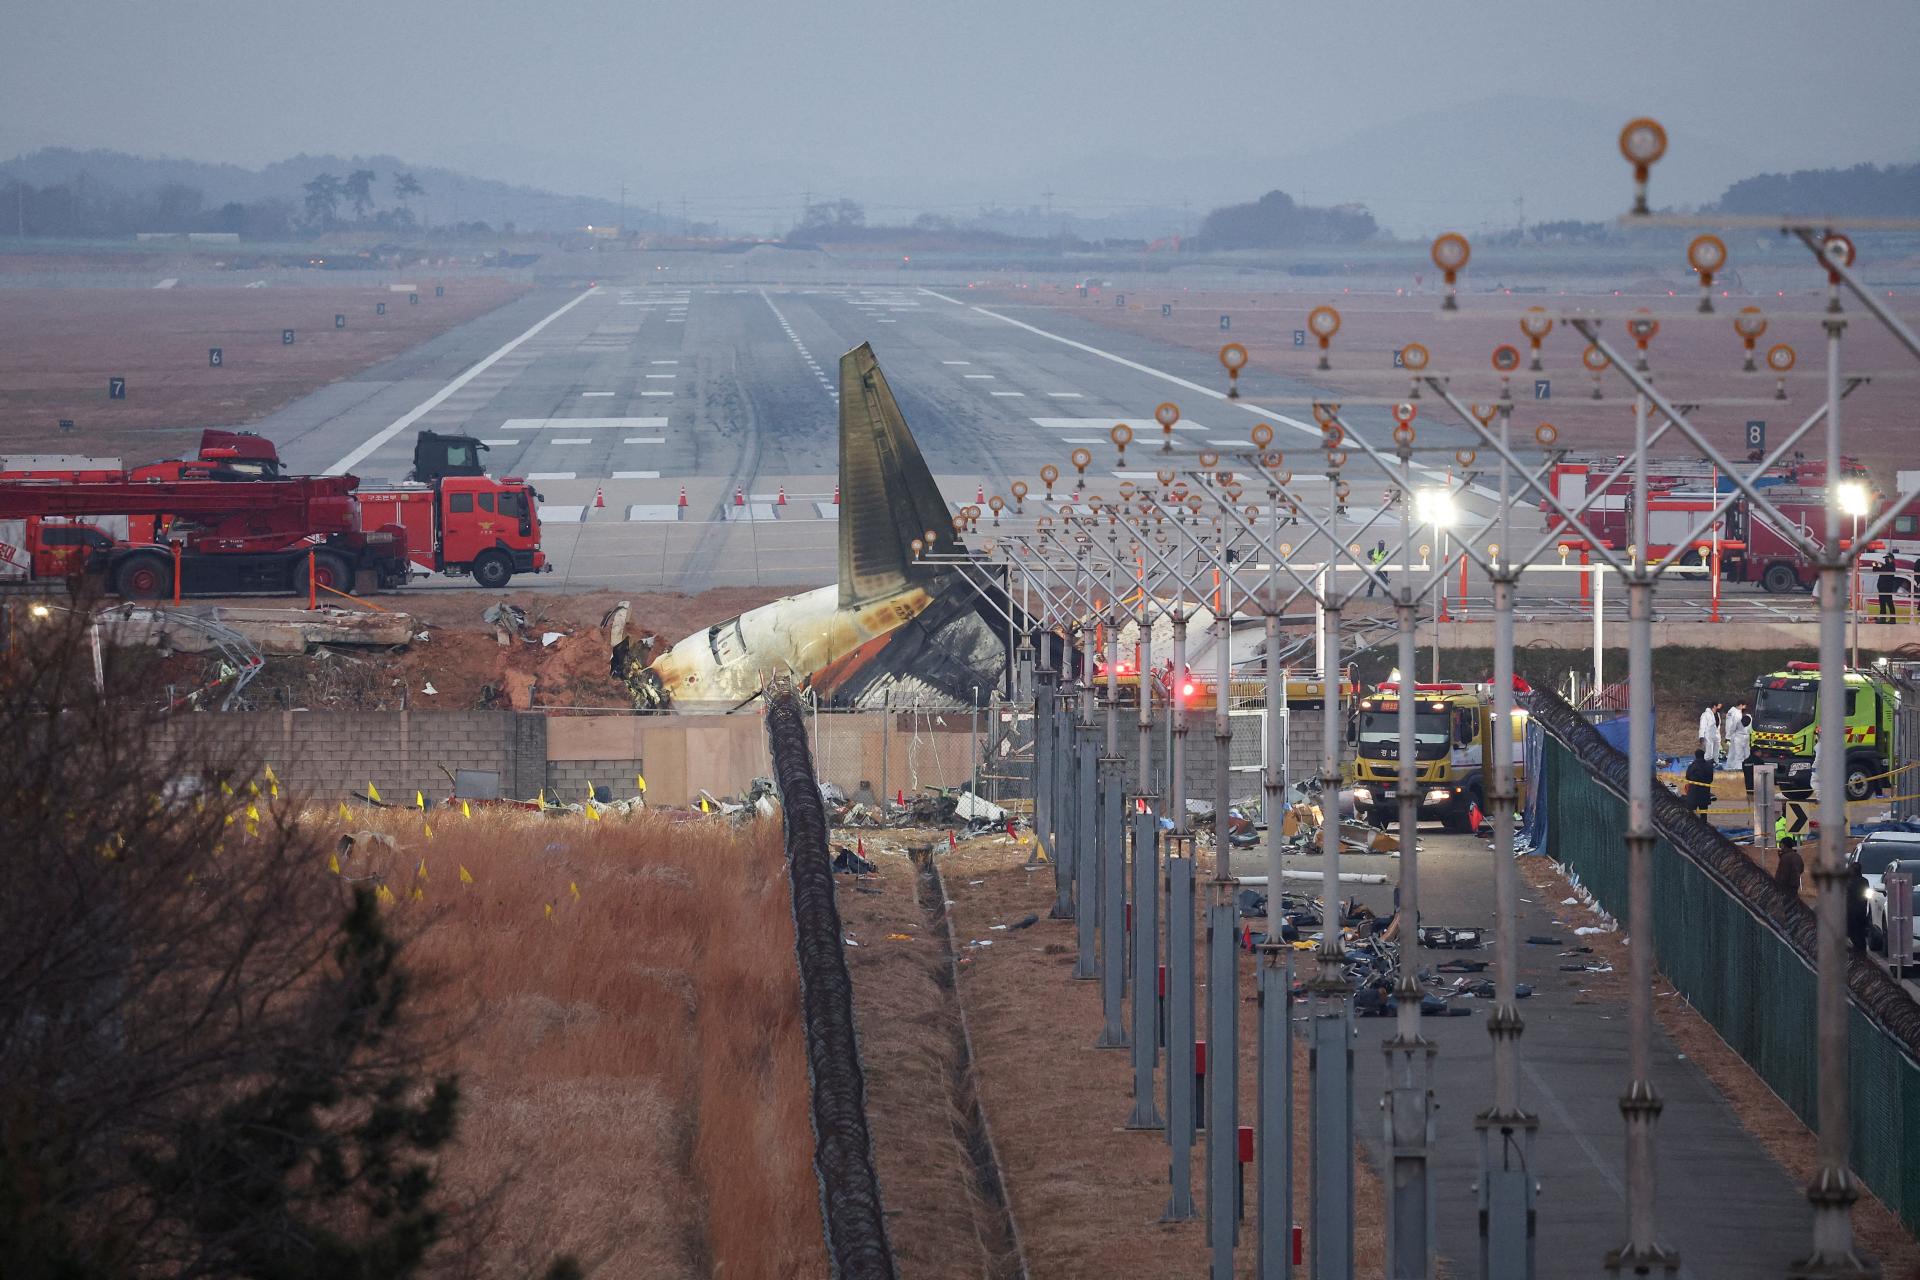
[1847,862,1872,953]
[1773,835,1804,899]
[1684,748,1716,816]
[1876,553,1901,623]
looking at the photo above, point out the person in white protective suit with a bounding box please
[1724,701,1753,791]
[1698,700,1723,764]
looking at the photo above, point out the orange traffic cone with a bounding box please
[832,484,840,505]
[976,482,986,503]
[776,485,787,506]
[678,485,688,507]
[734,486,745,506]
[594,486,605,509]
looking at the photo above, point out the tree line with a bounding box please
[1,169,427,239]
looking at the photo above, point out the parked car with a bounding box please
[1851,831,1920,952]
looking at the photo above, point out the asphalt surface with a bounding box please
[1321,831,1814,1278]
[250,277,1552,596]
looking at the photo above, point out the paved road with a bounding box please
[1319,832,1814,1278]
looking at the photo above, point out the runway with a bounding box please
[255,277,1680,604]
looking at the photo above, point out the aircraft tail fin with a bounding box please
[838,343,955,608]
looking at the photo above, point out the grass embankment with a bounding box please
[330,807,826,1279]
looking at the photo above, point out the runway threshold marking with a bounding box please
[326,287,599,475]
[967,302,1492,495]
[582,391,616,397]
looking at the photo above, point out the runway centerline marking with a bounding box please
[761,289,839,404]
[990,391,1026,397]
[640,391,673,396]
[963,374,995,379]
[581,391,615,397]
[550,437,592,444]
[622,437,666,444]
[645,373,676,379]
[326,286,598,474]
[1049,392,1083,398]
[651,360,679,365]
[942,360,971,365]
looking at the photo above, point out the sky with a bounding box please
[4,0,1918,234]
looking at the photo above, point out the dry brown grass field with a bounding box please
[327,805,828,1278]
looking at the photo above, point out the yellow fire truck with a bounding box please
[1350,681,1529,833]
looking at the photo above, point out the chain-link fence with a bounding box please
[1531,693,1920,1234]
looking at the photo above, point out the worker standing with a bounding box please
[1876,553,1901,623]
[1698,700,1723,763]
[1773,835,1805,898]
[1724,701,1751,784]
[1366,539,1389,598]
[1684,748,1716,816]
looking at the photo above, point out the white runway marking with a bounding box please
[645,373,676,379]
[154,277,178,289]
[550,437,592,445]
[942,360,971,365]
[500,417,668,431]
[762,289,839,404]
[626,505,683,522]
[482,438,519,445]
[1030,415,1204,435]
[964,374,995,379]
[327,287,598,475]
[622,436,666,444]
[612,470,661,479]
[640,390,673,396]
[990,391,1026,397]
[972,301,1487,493]
[581,391,615,397]
[1049,392,1083,398]
[919,288,966,306]
[526,471,577,480]
[651,360,678,365]
[542,505,586,522]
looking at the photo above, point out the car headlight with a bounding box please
[1426,788,1453,803]
[1352,787,1373,803]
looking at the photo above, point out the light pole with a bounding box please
[1839,480,1870,666]
[1416,485,1458,684]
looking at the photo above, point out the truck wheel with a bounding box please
[294,551,352,598]
[1845,757,1876,802]
[113,553,172,600]
[1761,563,1798,594]
[472,550,513,589]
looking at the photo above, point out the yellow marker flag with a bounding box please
[569,880,580,901]
[328,852,341,874]
[586,804,601,822]
[410,885,424,901]
[219,779,234,796]
[424,821,434,840]
[586,781,595,800]
[270,781,279,799]
[376,884,395,905]
[248,779,259,796]
[367,782,381,803]
[338,801,351,820]
[224,813,234,827]
[245,802,260,823]
[635,773,646,793]
[461,800,472,819]
[458,864,473,885]
[415,790,426,811]
[264,764,278,785]
[545,902,555,922]
[699,796,710,814]
[415,858,428,882]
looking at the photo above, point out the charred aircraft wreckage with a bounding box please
[607,343,1025,712]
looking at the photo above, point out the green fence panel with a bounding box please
[1538,730,1920,1234]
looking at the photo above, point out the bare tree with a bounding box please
[302,173,342,228]
[0,603,575,1279]
[345,169,377,223]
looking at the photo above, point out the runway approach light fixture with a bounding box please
[1010,480,1028,514]
[1619,116,1668,215]
[1822,234,1857,313]
[1392,401,1418,449]
[1071,447,1093,493]
[1400,341,1430,397]
[1430,233,1470,310]
[1735,307,1769,371]
[1110,422,1133,463]
[1582,343,1612,399]
[1837,480,1871,519]
[1492,343,1522,399]
[1219,342,1249,398]
[1307,305,1342,370]
[1767,342,1797,399]
[1155,401,1181,452]
[1519,307,1553,370]
[1040,463,1059,499]
[1688,235,1727,312]
[1626,309,1660,371]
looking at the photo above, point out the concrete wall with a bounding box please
[163,710,981,808]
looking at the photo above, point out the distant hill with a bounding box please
[1711,162,1920,217]
[0,147,680,234]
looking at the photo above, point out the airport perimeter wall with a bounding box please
[1529,689,1920,1235]
[164,709,980,806]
